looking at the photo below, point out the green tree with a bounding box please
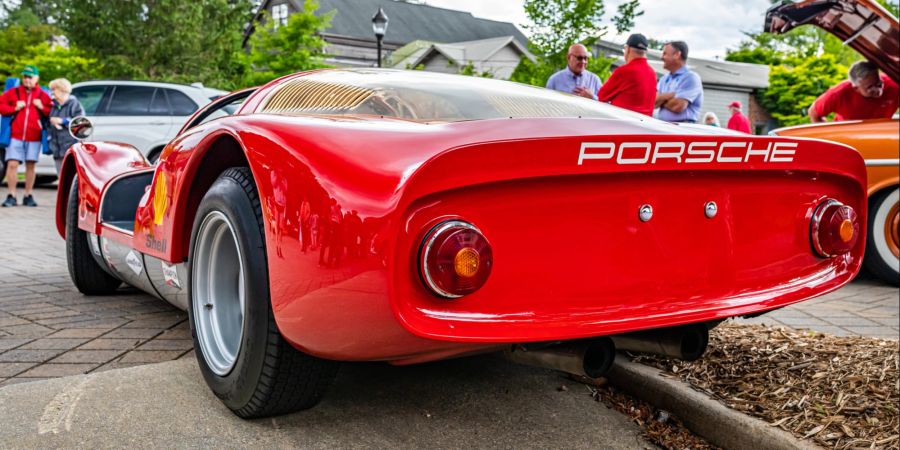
[523,0,641,56]
[876,0,899,16]
[54,0,253,89]
[511,0,640,87]
[242,0,333,86]
[760,55,846,126]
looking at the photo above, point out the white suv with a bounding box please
[71,80,227,162]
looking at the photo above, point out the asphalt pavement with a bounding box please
[0,354,651,449]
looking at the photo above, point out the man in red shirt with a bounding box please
[809,60,899,122]
[597,33,657,116]
[726,101,751,133]
[0,65,52,207]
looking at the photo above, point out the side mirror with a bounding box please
[68,116,93,141]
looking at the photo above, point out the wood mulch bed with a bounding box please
[633,323,899,450]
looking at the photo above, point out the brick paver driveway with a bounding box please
[1,186,190,387]
[1,186,897,387]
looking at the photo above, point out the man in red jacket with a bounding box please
[1,65,51,207]
[596,34,657,116]
[726,101,752,133]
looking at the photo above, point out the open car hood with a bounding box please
[765,0,899,82]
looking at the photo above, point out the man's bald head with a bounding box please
[567,44,591,74]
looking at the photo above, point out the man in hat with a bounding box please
[0,65,52,207]
[546,44,602,99]
[597,33,658,116]
[726,101,751,133]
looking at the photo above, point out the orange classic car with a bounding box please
[767,0,899,285]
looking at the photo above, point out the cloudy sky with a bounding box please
[422,0,773,60]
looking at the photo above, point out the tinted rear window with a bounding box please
[166,89,198,116]
[107,86,155,115]
[71,86,107,115]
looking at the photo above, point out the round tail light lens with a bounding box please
[811,199,859,258]
[419,221,493,298]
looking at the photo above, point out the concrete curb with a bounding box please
[606,358,822,450]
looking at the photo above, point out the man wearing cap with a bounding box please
[597,34,657,116]
[546,44,602,99]
[726,101,751,133]
[809,60,899,123]
[654,41,704,123]
[0,65,52,207]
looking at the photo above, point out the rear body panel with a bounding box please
[57,73,868,363]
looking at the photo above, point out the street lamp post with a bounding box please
[372,7,389,68]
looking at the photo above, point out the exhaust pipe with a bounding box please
[610,323,709,361]
[504,337,615,379]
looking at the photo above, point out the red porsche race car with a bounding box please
[56,69,867,418]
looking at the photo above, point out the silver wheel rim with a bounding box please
[192,211,246,376]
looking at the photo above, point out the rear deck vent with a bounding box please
[262,79,374,114]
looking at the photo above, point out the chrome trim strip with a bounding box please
[420,220,482,299]
[811,199,842,258]
[865,159,900,167]
[101,222,135,236]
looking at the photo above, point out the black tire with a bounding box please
[188,167,339,419]
[66,176,123,294]
[864,188,899,286]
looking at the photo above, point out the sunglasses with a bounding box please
[571,55,590,61]
[22,75,34,79]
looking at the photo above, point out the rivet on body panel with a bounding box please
[705,201,718,219]
[639,204,653,222]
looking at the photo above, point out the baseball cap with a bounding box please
[21,65,39,77]
[626,34,649,51]
[728,101,742,109]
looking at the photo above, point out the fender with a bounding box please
[55,142,150,239]
[132,126,249,263]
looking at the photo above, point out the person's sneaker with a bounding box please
[22,195,37,207]
[1,195,16,207]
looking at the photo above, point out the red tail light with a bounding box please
[419,221,493,298]
[811,199,859,258]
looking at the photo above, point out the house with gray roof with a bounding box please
[389,36,534,79]
[247,0,528,68]
[594,39,774,132]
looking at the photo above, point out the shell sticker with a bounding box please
[126,250,143,276]
[152,172,168,226]
[162,261,181,289]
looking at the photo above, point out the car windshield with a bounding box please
[259,69,657,123]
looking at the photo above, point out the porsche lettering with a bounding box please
[578,141,797,165]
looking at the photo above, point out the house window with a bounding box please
[272,3,289,27]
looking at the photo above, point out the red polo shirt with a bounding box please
[597,57,657,116]
[812,74,899,121]
[727,111,751,133]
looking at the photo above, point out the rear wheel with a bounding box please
[66,176,122,294]
[864,188,899,285]
[188,167,339,418]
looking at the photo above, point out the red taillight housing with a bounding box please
[419,220,493,298]
[811,199,859,258]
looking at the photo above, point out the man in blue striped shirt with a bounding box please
[655,41,703,123]
[546,44,602,100]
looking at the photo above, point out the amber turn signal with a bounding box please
[811,199,859,258]
[419,220,493,298]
